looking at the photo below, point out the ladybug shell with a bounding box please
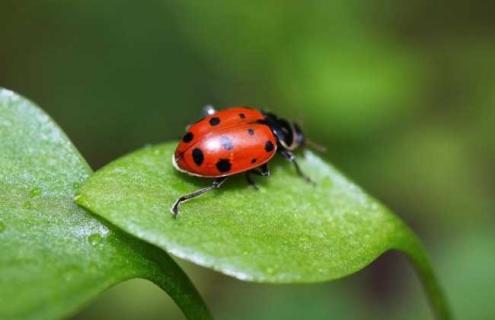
[173,107,278,178]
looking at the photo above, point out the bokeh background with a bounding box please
[1,1,494,319]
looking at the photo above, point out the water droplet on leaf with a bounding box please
[63,266,79,281]
[22,201,33,209]
[88,233,103,246]
[29,186,42,197]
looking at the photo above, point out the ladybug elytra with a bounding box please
[171,105,315,216]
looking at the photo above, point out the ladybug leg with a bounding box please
[280,150,315,185]
[245,171,260,190]
[253,163,270,176]
[170,177,228,217]
[246,164,270,189]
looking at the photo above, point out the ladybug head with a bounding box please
[262,112,305,151]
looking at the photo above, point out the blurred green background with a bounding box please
[1,1,494,319]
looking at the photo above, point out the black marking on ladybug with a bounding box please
[239,113,246,119]
[251,158,257,164]
[192,148,204,166]
[265,140,275,152]
[182,132,194,143]
[220,136,234,151]
[248,128,255,135]
[209,117,221,126]
[216,159,232,173]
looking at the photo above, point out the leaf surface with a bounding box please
[77,142,417,283]
[0,89,210,320]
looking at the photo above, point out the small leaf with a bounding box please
[77,140,452,319]
[0,89,210,320]
[77,143,414,282]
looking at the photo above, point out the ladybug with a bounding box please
[171,105,316,216]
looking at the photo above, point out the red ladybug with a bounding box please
[171,105,315,216]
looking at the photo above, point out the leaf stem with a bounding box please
[137,243,213,320]
[396,226,453,320]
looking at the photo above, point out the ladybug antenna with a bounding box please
[305,139,327,153]
[202,104,216,116]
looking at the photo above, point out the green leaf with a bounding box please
[77,143,452,318]
[0,89,210,320]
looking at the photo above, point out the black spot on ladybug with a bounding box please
[192,148,204,166]
[265,140,275,152]
[220,136,234,151]
[209,117,221,126]
[251,158,257,164]
[182,132,194,143]
[239,113,246,119]
[247,128,255,135]
[216,159,232,173]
